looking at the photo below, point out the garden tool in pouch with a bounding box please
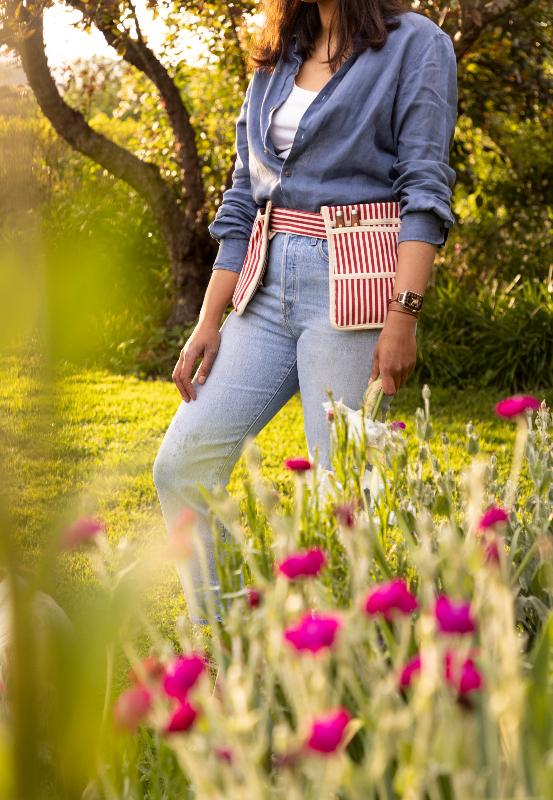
[319,202,401,330]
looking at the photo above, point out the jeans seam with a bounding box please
[212,357,299,485]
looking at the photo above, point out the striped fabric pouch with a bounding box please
[319,201,401,330]
[232,201,273,315]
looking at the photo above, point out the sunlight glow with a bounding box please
[43,1,209,69]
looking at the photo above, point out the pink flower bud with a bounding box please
[434,595,476,635]
[390,420,406,431]
[113,686,152,732]
[247,587,262,608]
[284,613,341,654]
[61,517,105,550]
[306,708,351,755]
[333,501,356,528]
[128,655,166,687]
[214,746,233,763]
[495,394,540,418]
[277,548,326,579]
[484,537,502,565]
[283,457,312,472]
[398,654,422,688]
[364,578,418,621]
[166,507,198,560]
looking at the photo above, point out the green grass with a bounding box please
[1,356,551,690]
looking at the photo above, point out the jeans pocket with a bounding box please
[316,237,329,261]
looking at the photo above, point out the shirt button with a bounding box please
[264,147,268,153]
[284,168,292,177]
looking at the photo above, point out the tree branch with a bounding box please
[452,0,536,58]
[66,0,205,214]
[16,9,192,249]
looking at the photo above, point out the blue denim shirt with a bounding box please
[209,11,458,273]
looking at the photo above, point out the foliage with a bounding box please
[451,0,553,284]
[1,372,552,798]
[414,272,553,392]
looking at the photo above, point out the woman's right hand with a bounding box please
[172,322,221,402]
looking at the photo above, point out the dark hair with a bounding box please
[247,0,410,75]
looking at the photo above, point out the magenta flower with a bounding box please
[458,659,483,694]
[364,578,418,621]
[163,654,207,701]
[444,650,483,695]
[333,501,356,528]
[399,654,422,688]
[478,506,509,530]
[306,708,351,755]
[113,686,152,732]
[277,548,326,579]
[283,457,312,472]
[164,700,198,734]
[61,517,105,550]
[434,595,476,635]
[390,420,406,430]
[399,651,483,697]
[495,394,540,418]
[247,587,262,608]
[284,613,341,654]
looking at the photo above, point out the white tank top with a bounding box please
[269,80,319,159]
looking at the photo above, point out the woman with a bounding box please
[153,0,458,625]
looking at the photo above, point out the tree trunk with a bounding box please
[165,212,216,328]
[8,5,217,328]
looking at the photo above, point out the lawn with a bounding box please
[2,355,551,683]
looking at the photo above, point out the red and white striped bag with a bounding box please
[232,199,401,330]
[232,201,273,315]
[319,201,401,330]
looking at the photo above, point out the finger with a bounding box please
[379,368,396,396]
[196,347,219,385]
[172,353,190,402]
[369,350,380,382]
[180,351,198,401]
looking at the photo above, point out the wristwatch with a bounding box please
[386,290,424,316]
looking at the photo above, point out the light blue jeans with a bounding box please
[153,231,394,623]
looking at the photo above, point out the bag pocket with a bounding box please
[320,203,400,330]
[232,200,273,316]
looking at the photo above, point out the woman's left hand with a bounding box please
[369,311,417,395]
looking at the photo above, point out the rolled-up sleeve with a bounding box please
[208,78,259,273]
[391,31,458,248]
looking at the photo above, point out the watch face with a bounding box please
[405,291,423,310]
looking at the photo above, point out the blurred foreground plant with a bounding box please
[0,382,552,799]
